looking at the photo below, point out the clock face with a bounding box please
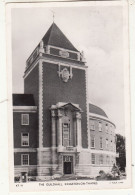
[59,50,69,58]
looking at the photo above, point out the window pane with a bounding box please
[22,114,29,125]
[91,137,95,148]
[91,154,95,164]
[99,155,103,164]
[90,120,95,130]
[22,155,29,165]
[99,122,102,131]
[100,137,103,149]
[106,124,109,133]
[62,123,70,147]
[106,139,109,149]
[22,133,29,146]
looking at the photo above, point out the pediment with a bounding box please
[50,102,82,112]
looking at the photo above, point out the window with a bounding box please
[62,123,70,147]
[110,125,112,135]
[91,153,96,164]
[91,136,95,148]
[21,133,29,146]
[111,156,114,165]
[99,155,103,165]
[106,124,109,133]
[21,114,29,125]
[114,145,116,152]
[99,122,102,131]
[106,138,109,149]
[90,120,95,131]
[106,156,110,164]
[100,137,103,149]
[110,140,113,151]
[21,154,29,165]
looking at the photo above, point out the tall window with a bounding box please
[110,140,113,151]
[106,156,110,165]
[91,153,96,164]
[106,138,109,149]
[99,122,102,131]
[99,155,103,165]
[62,123,70,147]
[21,114,29,125]
[90,120,95,131]
[111,156,114,164]
[21,154,29,165]
[110,125,112,135]
[100,137,103,149]
[91,136,95,148]
[21,133,29,146]
[106,124,109,133]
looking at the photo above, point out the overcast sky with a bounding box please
[12,4,125,136]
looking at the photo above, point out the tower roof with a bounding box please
[42,23,78,52]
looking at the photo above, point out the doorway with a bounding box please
[63,156,73,175]
[64,162,72,174]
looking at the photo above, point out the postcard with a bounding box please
[5,0,131,192]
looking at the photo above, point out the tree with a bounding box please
[116,134,126,172]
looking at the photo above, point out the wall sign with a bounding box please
[59,50,69,58]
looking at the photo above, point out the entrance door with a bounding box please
[63,156,73,175]
[64,162,72,174]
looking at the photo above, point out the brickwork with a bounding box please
[13,112,38,148]
[14,152,37,165]
[24,65,39,106]
[42,62,88,148]
[90,118,116,152]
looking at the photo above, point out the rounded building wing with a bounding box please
[89,103,108,118]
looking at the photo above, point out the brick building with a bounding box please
[13,22,116,182]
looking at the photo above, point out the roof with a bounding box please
[89,103,108,118]
[13,94,35,106]
[42,23,78,52]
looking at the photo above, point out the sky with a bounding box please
[12,4,125,136]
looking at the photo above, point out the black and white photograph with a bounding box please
[6,0,131,191]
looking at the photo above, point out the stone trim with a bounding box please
[85,68,90,149]
[91,149,116,156]
[89,114,115,127]
[14,148,37,152]
[48,45,80,55]
[13,106,37,112]
[39,61,43,149]
[15,165,37,168]
[37,147,52,152]
[23,56,87,79]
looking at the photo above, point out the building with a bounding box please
[13,22,116,182]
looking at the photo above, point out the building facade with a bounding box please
[13,23,116,182]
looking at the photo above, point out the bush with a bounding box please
[14,176,20,182]
[96,170,120,181]
[28,176,37,181]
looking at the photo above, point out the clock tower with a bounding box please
[24,23,90,179]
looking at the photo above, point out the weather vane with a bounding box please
[51,10,55,23]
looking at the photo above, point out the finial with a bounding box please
[80,50,85,62]
[51,10,55,23]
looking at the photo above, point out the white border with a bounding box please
[4,0,132,193]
